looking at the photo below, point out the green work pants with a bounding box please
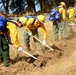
[65,19,72,38]
[0,34,9,66]
[53,19,66,40]
[24,29,43,51]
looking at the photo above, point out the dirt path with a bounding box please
[0,14,76,75]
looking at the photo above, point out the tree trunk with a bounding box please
[2,0,9,13]
[6,0,9,13]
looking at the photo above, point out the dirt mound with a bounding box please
[1,14,76,75]
[1,39,75,75]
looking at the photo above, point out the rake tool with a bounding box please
[32,36,54,51]
[21,50,46,67]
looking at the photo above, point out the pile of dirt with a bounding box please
[1,14,76,75]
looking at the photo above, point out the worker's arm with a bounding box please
[59,7,66,22]
[67,9,75,21]
[6,22,21,49]
[24,18,34,33]
[40,24,47,40]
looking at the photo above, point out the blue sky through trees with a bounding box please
[0,0,41,14]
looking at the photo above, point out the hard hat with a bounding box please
[18,17,27,26]
[60,2,66,6]
[37,15,45,24]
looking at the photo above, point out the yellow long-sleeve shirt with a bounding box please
[67,8,75,21]
[24,18,47,40]
[6,20,20,48]
[58,7,66,22]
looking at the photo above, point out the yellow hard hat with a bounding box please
[60,2,66,6]
[19,17,27,26]
[37,15,45,24]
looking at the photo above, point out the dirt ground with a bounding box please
[1,13,76,75]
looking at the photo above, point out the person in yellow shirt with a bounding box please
[53,2,66,40]
[65,6,76,38]
[23,15,47,54]
[6,17,27,51]
[67,7,76,23]
[0,11,10,67]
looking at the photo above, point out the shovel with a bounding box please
[22,50,46,67]
[32,36,54,51]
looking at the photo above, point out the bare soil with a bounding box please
[0,13,76,75]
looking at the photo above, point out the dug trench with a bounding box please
[0,14,76,75]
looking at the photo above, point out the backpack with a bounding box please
[0,16,7,32]
[26,16,41,28]
[25,15,36,20]
[7,18,14,21]
[48,7,61,21]
[25,15,36,25]
[7,18,18,26]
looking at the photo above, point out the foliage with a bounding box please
[0,0,74,14]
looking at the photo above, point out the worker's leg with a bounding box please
[53,21,59,40]
[24,29,30,50]
[1,34,10,66]
[32,29,45,54]
[0,36,3,63]
[0,47,3,64]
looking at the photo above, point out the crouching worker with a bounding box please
[24,15,47,55]
[6,17,27,51]
[0,11,10,67]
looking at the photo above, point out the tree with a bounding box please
[0,0,74,15]
[2,0,9,13]
[27,0,35,12]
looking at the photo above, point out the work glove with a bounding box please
[28,32,32,36]
[42,40,46,45]
[18,47,23,51]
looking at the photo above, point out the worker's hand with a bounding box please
[18,47,23,51]
[28,32,32,36]
[42,40,46,45]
